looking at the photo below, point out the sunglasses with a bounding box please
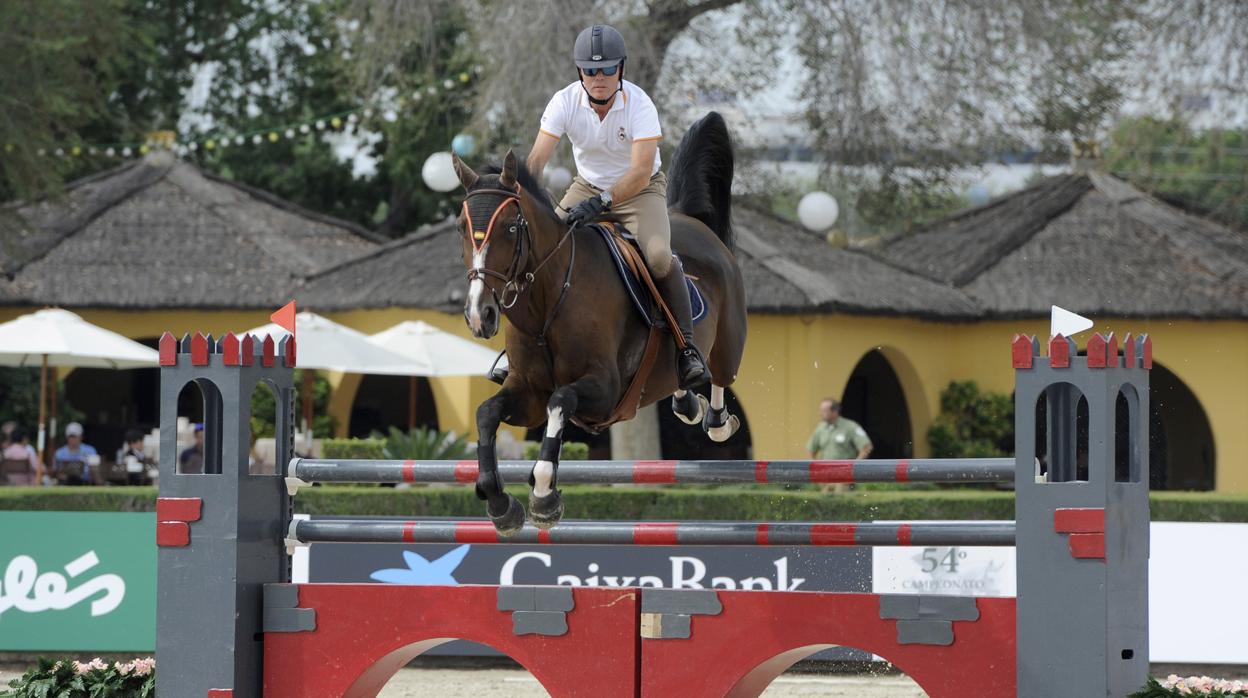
[582,64,619,77]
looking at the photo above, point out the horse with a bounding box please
[451,111,747,534]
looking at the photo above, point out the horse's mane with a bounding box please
[480,162,561,226]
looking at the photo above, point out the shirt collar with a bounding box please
[578,81,628,112]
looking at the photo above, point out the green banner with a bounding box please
[0,512,154,651]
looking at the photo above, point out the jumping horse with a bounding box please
[452,111,748,533]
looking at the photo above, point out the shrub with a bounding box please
[321,438,386,460]
[373,426,469,461]
[927,381,1014,459]
[522,441,590,461]
[5,657,155,697]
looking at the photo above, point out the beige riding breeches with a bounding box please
[557,172,674,278]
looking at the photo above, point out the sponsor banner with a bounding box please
[307,527,875,659]
[872,545,1016,597]
[0,512,155,651]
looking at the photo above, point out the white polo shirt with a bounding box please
[539,79,662,191]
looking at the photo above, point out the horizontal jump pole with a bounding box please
[288,518,1017,547]
[287,458,1015,488]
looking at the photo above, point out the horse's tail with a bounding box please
[667,111,734,251]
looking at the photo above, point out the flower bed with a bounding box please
[1132,675,1248,697]
[4,657,154,697]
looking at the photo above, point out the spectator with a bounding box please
[53,422,99,486]
[1,427,40,486]
[119,428,155,486]
[806,399,873,461]
[180,423,205,474]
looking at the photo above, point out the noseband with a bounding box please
[461,184,578,345]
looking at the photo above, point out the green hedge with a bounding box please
[3,486,1247,522]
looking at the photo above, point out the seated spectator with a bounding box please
[1,427,40,486]
[180,423,205,474]
[119,428,155,486]
[53,422,99,486]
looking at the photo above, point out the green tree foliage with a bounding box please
[0,0,131,201]
[249,369,334,439]
[927,381,1014,459]
[1105,116,1248,231]
[0,368,84,438]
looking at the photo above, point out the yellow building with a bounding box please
[3,156,1245,491]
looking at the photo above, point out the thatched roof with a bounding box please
[871,171,1248,319]
[298,218,466,312]
[0,152,383,309]
[299,204,979,318]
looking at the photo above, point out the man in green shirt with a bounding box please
[806,399,873,460]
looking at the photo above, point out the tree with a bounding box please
[0,0,131,201]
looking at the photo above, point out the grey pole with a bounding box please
[290,518,1017,547]
[288,457,1015,486]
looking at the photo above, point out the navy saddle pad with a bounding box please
[586,224,706,327]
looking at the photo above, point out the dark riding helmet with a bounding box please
[573,24,627,69]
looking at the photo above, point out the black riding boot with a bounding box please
[655,257,709,389]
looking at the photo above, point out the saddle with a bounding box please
[567,223,702,433]
[584,223,706,328]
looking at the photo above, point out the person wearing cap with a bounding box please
[53,422,99,486]
[525,24,709,389]
[179,423,206,474]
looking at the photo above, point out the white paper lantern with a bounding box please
[422,151,460,192]
[797,191,839,232]
[545,165,573,193]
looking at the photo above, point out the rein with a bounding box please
[463,186,577,347]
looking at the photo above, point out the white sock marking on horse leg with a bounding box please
[532,406,562,497]
[674,389,687,399]
[707,385,736,442]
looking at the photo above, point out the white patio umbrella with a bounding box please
[0,308,160,462]
[368,321,504,428]
[245,311,423,441]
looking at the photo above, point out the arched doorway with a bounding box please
[658,387,753,460]
[841,350,913,459]
[1151,362,1215,490]
[349,375,438,438]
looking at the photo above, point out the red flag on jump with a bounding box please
[271,300,297,335]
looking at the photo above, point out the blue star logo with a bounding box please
[369,545,470,585]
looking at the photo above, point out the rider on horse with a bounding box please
[526,24,710,390]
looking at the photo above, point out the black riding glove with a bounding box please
[565,195,607,227]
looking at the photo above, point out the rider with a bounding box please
[526,24,709,389]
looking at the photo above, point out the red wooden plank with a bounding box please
[156,497,202,522]
[159,332,178,366]
[238,334,254,367]
[156,521,190,547]
[1068,533,1106,559]
[1049,335,1071,368]
[1087,334,1108,368]
[1054,507,1105,533]
[262,335,275,367]
[191,333,209,366]
[207,690,234,697]
[1011,334,1034,369]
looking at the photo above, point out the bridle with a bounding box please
[462,185,577,346]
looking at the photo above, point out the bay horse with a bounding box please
[451,111,747,533]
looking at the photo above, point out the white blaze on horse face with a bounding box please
[467,247,487,332]
[532,406,562,497]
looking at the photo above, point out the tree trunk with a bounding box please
[609,402,662,460]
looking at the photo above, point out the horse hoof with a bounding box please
[672,392,707,425]
[528,489,564,529]
[703,405,740,443]
[489,494,526,537]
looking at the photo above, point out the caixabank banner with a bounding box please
[0,511,156,651]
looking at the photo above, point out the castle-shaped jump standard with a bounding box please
[155,331,1150,698]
